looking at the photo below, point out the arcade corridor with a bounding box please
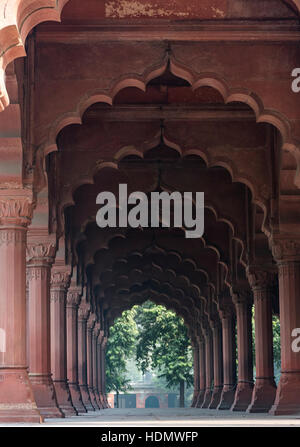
[0,1,300,424]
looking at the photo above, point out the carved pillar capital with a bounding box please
[246,265,274,292]
[27,231,57,266]
[231,288,251,307]
[87,313,96,331]
[97,329,104,345]
[93,322,101,338]
[0,189,33,227]
[218,298,235,320]
[270,234,300,263]
[201,321,212,339]
[217,291,235,319]
[66,286,82,308]
[78,300,91,321]
[195,322,204,344]
[209,314,222,330]
[50,268,71,291]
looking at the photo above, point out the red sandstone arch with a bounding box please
[56,134,267,250]
[34,55,300,198]
[285,0,300,13]
[79,229,228,317]
[73,205,233,284]
[43,64,294,154]
[0,0,68,110]
[105,286,199,332]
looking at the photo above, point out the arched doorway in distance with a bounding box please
[145,396,160,408]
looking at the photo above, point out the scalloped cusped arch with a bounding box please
[0,0,299,110]
[0,0,68,110]
[40,56,300,190]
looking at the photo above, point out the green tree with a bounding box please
[272,315,281,382]
[134,301,193,407]
[252,307,281,383]
[106,308,138,407]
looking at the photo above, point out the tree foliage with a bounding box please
[272,315,281,382]
[106,308,138,394]
[134,301,193,394]
[106,301,193,406]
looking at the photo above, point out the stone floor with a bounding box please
[9,408,298,427]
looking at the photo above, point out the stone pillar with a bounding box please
[191,343,200,407]
[0,191,41,423]
[217,306,236,410]
[50,266,77,416]
[101,336,109,408]
[77,300,94,411]
[92,322,102,409]
[195,336,206,407]
[231,290,254,411]
[247,267,276,413]
[26,233,63,419]
[66,283,87,413]
[269,237,300,415]
[202,327,214,408]
[87,313,100,410]
[209,318,223,409]
[97,330,105,409]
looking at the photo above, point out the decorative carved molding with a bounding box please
[217,292,235,320]
[87,313,96,330]
[50,269,71,290]
[0,194,33,227]
[26,266,48,282]
[218,305,234,320]
[246,266,274,292]
[97,329,104,345]
[26,241,56,264]
[271,238,300,263]
[278,261,300,280]
[50,290,65,304]
[0,229,26,246]
[93,322,101,337]
[231,287,251,306]
[66,286,82,307]
[78,301,91,320]
[210,316,221,330]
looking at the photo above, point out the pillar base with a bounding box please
[95,389,104,409]
[104,395,109,408]
[195,390,205,408]
[247,378,276,413]
[93,387,102,409]
[53,380,78,417]
[100,393,108,409]
[80,384,95,411]
[96,392,105,409]
[269,372,300,415]
[231,381,254,412]
[191,391,199,408]
[208,386,223,409]
[69,382,87,413]
[217,385,236,410]
[29,374,64,418]
[0,368,42,423]
[89,386,100,410]
[202,389,212,408]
